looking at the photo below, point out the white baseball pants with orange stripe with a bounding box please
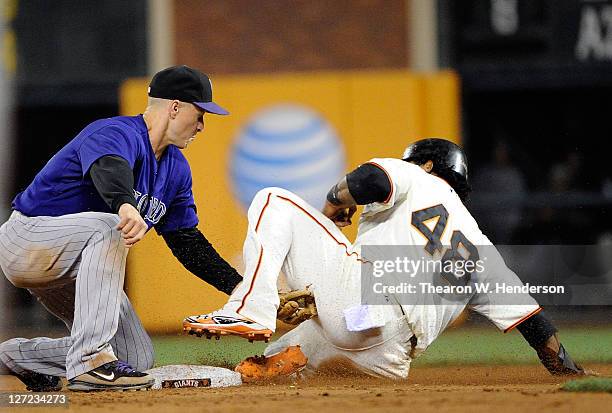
[222,188,413,379]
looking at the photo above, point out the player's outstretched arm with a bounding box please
[162,227,243,294]
[516,312,586,376]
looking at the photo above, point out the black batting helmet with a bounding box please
[402,138,471,201]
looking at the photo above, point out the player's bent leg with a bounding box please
[234,187,357,323]
[225,188,299,328]
[238,317,412,381]
[28,254,154,381]
[342,327,413,380]
[67,294,155,391]
[0,217,76,391]
[108,293,155,371]
[263,315,413,380]
[33,213,154,390]
[233,320,328,381]
[0,212,87,290]
[184,187,355,341]
[0,289,154,392]
[65,213,129,379]
[0,337,71,377]
[0,212,153,391]
[263,320,338,376]
[0,285,72,391]
[0,338,66,391]
[184,188,291,340]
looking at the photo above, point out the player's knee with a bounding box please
[5,269,55,288]
[87,214,123,245]
[253,187,298,203]
[107,226,124,245]
[5,275,33,289]
[248,187,301,213]
[251,187,278,206]
[82,213,119,233]
[247,188,281,217]
[84,212,121,229]
[247,187,308,226]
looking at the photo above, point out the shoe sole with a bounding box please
[239,366,306,383]
[183,322,273,343]
[67,380,154,392]
[236,347,308,382]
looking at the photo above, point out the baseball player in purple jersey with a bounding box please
[0,65,243,391]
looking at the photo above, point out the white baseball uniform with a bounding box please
[222,158,540,378]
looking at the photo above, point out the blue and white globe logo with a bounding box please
[230,104,346,210]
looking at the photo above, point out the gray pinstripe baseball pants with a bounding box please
[0,211,154,379]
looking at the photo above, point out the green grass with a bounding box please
[153,335,267,367]
[413,326,612,366]
[561,377,612,393]
[152,327,612,367]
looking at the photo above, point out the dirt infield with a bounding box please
[1,364,610,413]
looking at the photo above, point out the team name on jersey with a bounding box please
[133,190,167,225]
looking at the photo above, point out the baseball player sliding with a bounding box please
[184,139,586,380]
[0,66,245,391]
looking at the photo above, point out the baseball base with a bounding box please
[145,365,242,390]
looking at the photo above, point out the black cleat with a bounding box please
[15,371,63,392]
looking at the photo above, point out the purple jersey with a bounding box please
[13,115,198,233]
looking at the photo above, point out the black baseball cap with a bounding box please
[148,65,229,115]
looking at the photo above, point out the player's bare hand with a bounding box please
[321,201,342,220]
[117,203,147,248]
[322,202,356,228]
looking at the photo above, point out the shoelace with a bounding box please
[115,361,136,374]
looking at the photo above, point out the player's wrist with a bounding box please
[114,196,138,214]
[117,202,139,215]
[325,177,356,209]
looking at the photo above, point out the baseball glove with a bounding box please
[277,288,317,325]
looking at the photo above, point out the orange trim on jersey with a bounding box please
[276,195,368,263]
[503,307,542,333]
[365,162,394,204]
[237,192,272,313]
